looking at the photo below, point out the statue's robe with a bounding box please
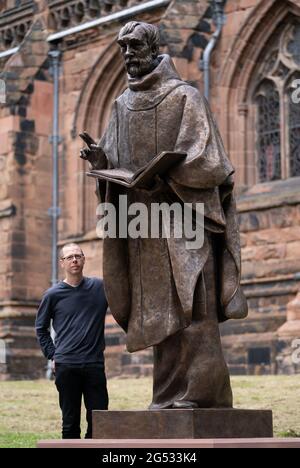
[95,54,247,408]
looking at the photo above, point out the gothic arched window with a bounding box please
[287,72,300,177]
[255,81,281,182]
[252,21,300,183]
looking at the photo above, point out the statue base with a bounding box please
[37,438,300,448]
[92,409,273,439]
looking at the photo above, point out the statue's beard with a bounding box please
[126,56,154,78]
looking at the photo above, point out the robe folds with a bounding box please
[96,54,247,354]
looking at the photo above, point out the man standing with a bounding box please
[35,243,108,439]
[80,22,247,409]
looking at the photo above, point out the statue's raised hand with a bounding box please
[79,132,104,169]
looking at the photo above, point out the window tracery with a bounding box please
[253,21,300,182]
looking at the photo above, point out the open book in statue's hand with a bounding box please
[86,151,187,189]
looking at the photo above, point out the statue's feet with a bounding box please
[148,402,173,410]
[172,400,198,409]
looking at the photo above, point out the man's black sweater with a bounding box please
[35,277,107,364]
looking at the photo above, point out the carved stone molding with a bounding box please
[0,1,34,50]
[47,0,151,32]
[0,1,154,51]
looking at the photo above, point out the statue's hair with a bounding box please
[59,243,84,259]
[119,21,160,55]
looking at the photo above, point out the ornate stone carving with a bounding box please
[0,1,34,50]
[47,0,151,32]
[0,1,152,51]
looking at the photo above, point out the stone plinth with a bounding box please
[92,409,273,439]
[37,438,300,448]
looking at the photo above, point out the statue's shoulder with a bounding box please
[111,89,130,111]
[173,82,203,100]
[115,88,130,104]
[168,82,206,111]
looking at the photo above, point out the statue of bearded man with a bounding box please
[80,21,248,410]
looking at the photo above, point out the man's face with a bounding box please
[118,26,156,78]
[60,245,85,276]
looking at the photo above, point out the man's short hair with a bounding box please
[119,21,160,55]
[59,243,84,259]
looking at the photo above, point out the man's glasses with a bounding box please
[61,254,85,262]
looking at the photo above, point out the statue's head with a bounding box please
[118,21,160,78]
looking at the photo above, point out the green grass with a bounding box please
[0,375,300,447]
[0,433,59,449]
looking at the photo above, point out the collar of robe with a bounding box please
[123,54,186,111]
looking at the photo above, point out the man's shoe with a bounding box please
[172,400,198,409]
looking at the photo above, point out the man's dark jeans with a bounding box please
[54,363,108,439]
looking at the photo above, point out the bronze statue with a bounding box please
[80,21,248,409]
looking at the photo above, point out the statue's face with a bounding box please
[118,26,156,78]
